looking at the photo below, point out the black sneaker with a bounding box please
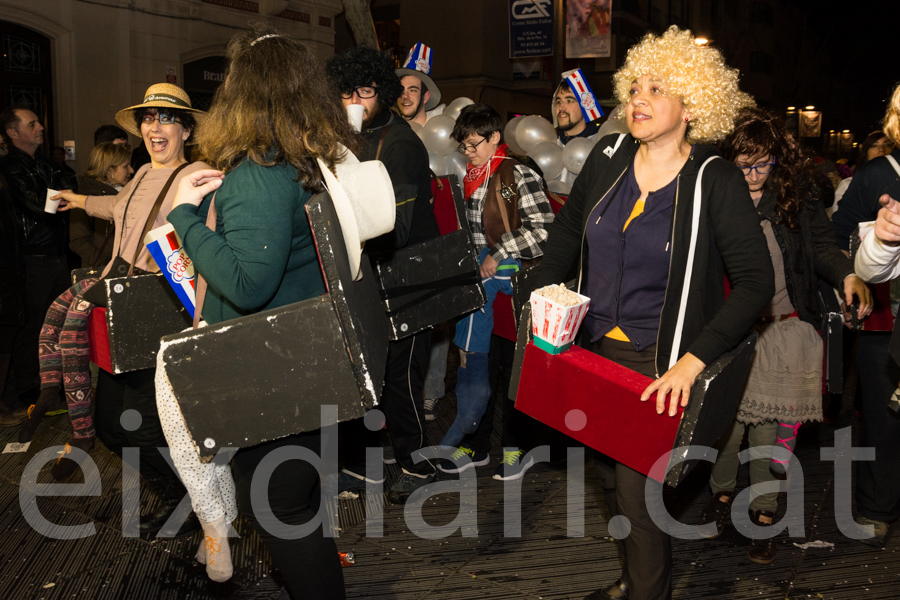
[424,397,439,421]
[437,446,490,474]
[493,449,535,481]
[698,490,734,539]
[337,468,385,494]
[387,471,435,504]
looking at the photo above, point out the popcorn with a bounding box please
[530,284,590,355]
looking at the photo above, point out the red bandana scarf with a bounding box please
[463,143,509,200]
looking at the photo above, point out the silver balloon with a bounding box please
[444,97,474,120]
[504,116,526,155]
[562,137,596,175]
[428,152,448,175]
[409,121,425,141]
[516,115,557,153]
[548,178,572,195]
[421,115,458,156]
[529,142,565,181]
[444,151,469,183]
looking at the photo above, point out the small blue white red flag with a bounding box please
[562,68,604,123]
[145,224,196,318]
[402,42,433,76]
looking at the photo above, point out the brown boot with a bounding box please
[698,490,734,539]
[50,437,96,481]
[747,509,777,564]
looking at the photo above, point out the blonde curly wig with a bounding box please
[882,81,900,145]
[613,26,754,144]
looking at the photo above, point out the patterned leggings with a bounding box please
[38,278,98,439]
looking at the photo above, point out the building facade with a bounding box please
[1,0,342,170]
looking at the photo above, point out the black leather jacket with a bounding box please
[0,173,24,327]
[0,146,74,253]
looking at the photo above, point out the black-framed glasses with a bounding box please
[458,137,487,154]
[141,111,181,126]
[738,155,777,176]
[340,86,378,100]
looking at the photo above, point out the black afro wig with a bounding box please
[325,45,403,110]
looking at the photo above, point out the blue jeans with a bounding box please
[454,249,518,353]
[441,350,491,447]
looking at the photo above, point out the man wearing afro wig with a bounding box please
[326,45,440,504]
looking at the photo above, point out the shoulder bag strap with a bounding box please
[375,125,392,161]
[493,161,516,235]
[127,162,190,276]
[885,155,900,178]
[192,193,217,329]
[667,155,720,369]
[112,170,149,260]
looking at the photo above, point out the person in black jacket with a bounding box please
[326,46,441,505]
[0,105,74,408]
[697,107,871,565]
[0,172,28,427]
[832,81,900,548]
[532,27,774,600]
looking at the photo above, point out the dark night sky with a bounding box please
[801,0,897,138]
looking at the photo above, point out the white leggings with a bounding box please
[155,349,238,525]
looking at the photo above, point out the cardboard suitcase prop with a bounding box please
[375,174,485,340]
[160,192,390,459]
[510,305,757,487]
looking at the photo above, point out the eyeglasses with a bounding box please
[458,137,487,154]
[340,86,378,100]
[141,111,181,126]
[738,156,777,175]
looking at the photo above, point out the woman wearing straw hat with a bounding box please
[47,83,209,536]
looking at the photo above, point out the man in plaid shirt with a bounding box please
[439,103,554,480]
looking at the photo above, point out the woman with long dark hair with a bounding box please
[831,130,894,217]
[164,27,357,596]
[698,107,871,564]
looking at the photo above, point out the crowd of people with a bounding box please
[1,23,899,600]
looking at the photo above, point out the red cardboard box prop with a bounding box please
[511,310,757,487]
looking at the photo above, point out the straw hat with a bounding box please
[115,83,205,138]
[317,146,396,281]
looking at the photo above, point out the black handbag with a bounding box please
[81,165,187,306]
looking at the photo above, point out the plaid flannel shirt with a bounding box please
[466,162,554,262]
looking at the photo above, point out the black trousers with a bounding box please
[94,368,181,486]
[587,337,671,600]
[232,431,346,600]
[380,329,434,475]
[7,255,69,401]
[855,332,900,522]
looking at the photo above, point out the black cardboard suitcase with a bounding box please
[161,192,391,459]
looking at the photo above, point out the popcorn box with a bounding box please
[529,286,590,354]
[144,223,196,318]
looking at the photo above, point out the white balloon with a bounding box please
[421,115,458,156]
[444,97,474,120]
[562,137,596,175]
[444,151,469,183]
[516,115,557,153]
[409,121,425,141]
[548,178,573,195]
[529,141,565,181]
[504,116,526,155]
[428,152,448,175]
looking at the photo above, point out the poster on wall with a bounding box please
[509,0,555,58]
[799,110,822,138]
[566,0,611,58]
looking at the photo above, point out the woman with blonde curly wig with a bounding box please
[840,80,900,550]
[533,26,774,600]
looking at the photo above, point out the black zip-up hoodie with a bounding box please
[534,133,775,376]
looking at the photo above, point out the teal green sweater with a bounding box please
[168,158,326,325]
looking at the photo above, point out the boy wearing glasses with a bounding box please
[438,103,554,479]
